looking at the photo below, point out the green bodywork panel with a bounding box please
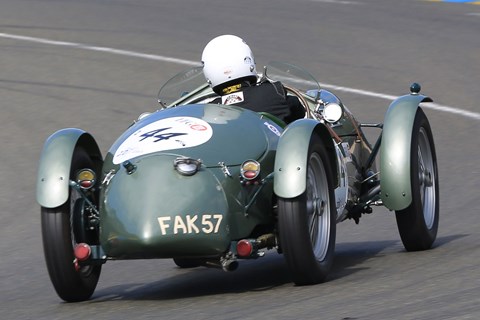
[274,119,336,199]
[108,104,272,166]
[36,128,102,208]
[100,154,230,258]
[380,94,432,210]
[99,104,281,258]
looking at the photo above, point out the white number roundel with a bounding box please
[113,117,213,164]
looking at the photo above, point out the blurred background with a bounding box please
[1,0,479,319]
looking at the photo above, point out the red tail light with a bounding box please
[236,239,253,257]
[74,243,91,261]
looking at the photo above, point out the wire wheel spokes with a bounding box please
[277,135,336,284]
[417,127,436,229]
[306,152,331,262]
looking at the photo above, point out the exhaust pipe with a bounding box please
[199,233,277,272]
[221,258,239,272]
[201,256,238,272]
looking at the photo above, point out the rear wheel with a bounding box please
[41,147,101,302]
[278,135,336,285]
[395,108,439,251]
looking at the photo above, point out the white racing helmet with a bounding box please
[201,35,257,92]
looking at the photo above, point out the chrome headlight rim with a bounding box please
[323,103,343,123]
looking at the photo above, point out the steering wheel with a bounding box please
[283,84,312,119]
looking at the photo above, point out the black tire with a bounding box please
[173,258,201,269]
[278,134,336,285]
[41,147,101,302]
[395,108,439,251]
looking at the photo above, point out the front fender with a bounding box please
[274,119,337,199]
[380,94,432,210]
[36,128,102,208]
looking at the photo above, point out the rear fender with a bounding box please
[380,94,432,210]
[36,128,102,208]
[274,119,337,199]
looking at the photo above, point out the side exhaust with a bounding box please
[221,258,239,272]
[201,256,239,272]
[191,233,277,272]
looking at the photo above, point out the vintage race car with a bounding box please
[37,62,439,302]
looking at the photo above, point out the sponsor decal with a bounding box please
[222,91,245,105]
[263,121,281,137]
[113,117,213,164]
[157,214,223,235]
[222,84,242,94]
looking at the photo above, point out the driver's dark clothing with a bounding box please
[212,80,305,124]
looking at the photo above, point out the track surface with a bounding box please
[1,0,479,319]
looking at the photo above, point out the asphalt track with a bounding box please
[1,0,479,319]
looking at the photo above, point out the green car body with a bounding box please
[99,104,281,258]
[37,63,438,301]
[37,94,430,258]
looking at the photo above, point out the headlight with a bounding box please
[174,157,202,176]
[323,103,343,123]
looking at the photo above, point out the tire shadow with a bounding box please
[91,234,465,302]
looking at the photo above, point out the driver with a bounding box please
[201,35,305,124]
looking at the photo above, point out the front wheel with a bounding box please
[41,147,101,302]
[395,108,439,251]
[278,135,336,285]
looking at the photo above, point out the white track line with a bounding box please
[317,82,480,121]
[1,32,479,121]
[0,32,198,66]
